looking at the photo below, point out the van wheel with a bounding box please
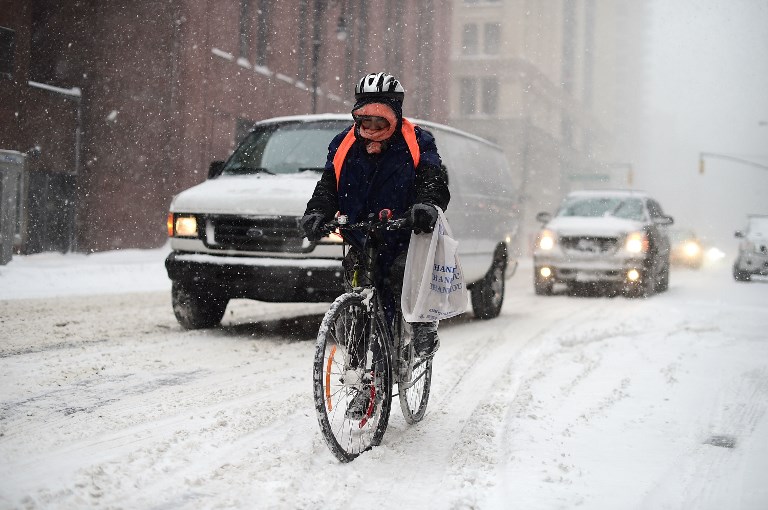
[172,282,228,329]
[471,249,505,320]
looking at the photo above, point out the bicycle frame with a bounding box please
[341,218,421,391]
[362,280,427,398]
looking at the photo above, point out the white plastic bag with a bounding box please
[401,206,468,322]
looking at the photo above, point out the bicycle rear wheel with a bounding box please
[313,293,392,462]
[398,345,433,424]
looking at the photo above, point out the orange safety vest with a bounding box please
[332,118,421,189]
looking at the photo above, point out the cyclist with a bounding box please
[301,72,450,361]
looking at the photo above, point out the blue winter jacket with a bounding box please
[305,121,450,302]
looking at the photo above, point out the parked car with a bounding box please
[533,189,673,297]
[733,215,768,282]
[668,227,704,269]
[165,114,519,329]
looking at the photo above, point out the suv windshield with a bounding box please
[558,197,646,221]
[221,120,348,176]
[668,229,695,243]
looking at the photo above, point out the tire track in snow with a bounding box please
[435,300,609,508]
[318,297,604,508]
[641,366,768,509]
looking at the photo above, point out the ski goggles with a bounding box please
[353,114,390,130]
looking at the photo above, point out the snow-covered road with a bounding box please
[1,250,767,509]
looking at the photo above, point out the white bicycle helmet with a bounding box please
[354,72,405,102]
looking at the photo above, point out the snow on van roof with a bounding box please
[254,113,502,150]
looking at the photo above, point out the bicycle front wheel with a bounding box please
[313,293,393,462]
[398,348,433,424]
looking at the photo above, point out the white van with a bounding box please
[165,114,519,328]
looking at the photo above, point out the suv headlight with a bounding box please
[167,213,198,238]
[683,241,701,257]
[538,229,556,250]
[625,231,648,253]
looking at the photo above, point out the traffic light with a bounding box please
[699,157,705,174]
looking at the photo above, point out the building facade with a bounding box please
[1,0,451,253]
[449,0,648,251]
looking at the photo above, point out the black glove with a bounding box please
[410,203,438,234]
[300,212,327,241]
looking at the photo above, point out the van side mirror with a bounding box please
[735,230,745,238]
[441,163,449,186]
[208,160,225,179]
[535,212,551,224]
[656,215,674,226]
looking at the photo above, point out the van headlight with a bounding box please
[538,230,556,250]
[168,213,198,237]
[317,230,344,244]
[625,231,648,253]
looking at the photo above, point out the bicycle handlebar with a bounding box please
[320,210,412,237]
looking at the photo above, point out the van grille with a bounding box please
[205,215,306,252]
[560,236,619,255]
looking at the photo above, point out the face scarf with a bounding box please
[352,102,398,154]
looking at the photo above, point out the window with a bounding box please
[481,77,499,114]
[484,23,501,55]
[0,26,15,78]
[223,121,347,175]
[461,24,478,55]
[297,0,309,80]
[255,0,271,66]
[459,78,477,115]
[238,0,252,59]
[647,200,665,219]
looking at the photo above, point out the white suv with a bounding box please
[533,190,673,297]
[733,215,768,282]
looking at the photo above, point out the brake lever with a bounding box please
[385,218,411,231]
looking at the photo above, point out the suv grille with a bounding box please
[205,215,306,252]
[560,236,619,255]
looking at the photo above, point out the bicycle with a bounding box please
[312,209,433,462]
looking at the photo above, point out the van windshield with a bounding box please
[558,197,646,221]
[221,120,348,176]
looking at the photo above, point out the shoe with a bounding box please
[345,389,371,420]
[412,321,440,358]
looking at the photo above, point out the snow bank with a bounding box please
[0,245,172,300]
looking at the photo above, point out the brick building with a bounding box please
[1,0,451,253]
